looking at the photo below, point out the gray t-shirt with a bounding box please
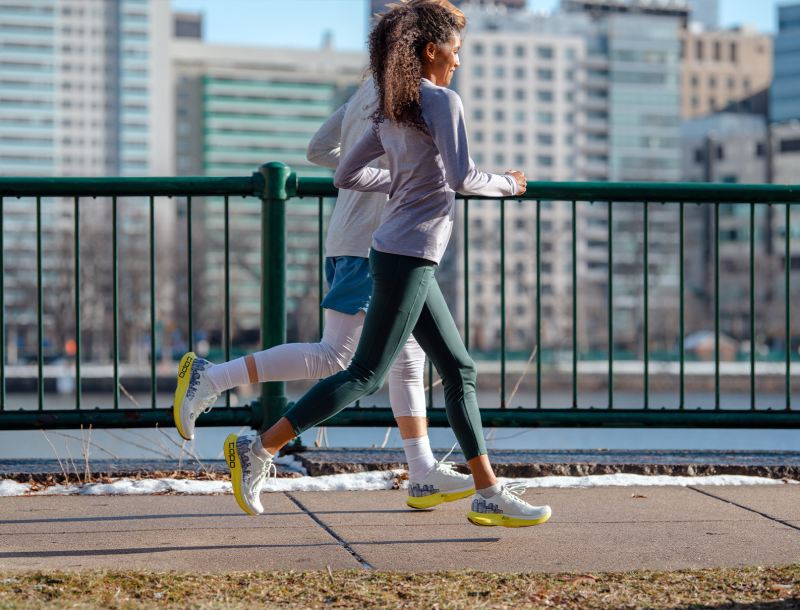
[334,78,519,264]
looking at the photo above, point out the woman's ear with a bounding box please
[423,41,437,64]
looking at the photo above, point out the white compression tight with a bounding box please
[206,308,427,418]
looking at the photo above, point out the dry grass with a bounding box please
[0,565,797,609]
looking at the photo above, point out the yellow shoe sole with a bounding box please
[467,511,551,528]
[173,352,196,441]
[224,433,257,516]
[407,487,475,510]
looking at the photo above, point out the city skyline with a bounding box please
[171,0,787,52]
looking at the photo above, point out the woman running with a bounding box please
[223,0,551,527]
[174,69,472,509]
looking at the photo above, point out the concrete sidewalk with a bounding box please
[0,485,797,572]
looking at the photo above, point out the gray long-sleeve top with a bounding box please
[334,78,518,264]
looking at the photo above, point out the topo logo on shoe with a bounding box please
[178,357,193,379]
[227,442,237,469]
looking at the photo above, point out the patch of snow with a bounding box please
[0,471,794,497]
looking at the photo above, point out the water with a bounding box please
[0,391,797,464]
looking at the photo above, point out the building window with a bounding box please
[730,42,737,63]
[494,152,506,164]
[537,155,554,167]
[709,75,716,89]
[494,109,506,121]
[780,138,800,153]
[691,74,699,87]
[694,148,704,163]
[514,132,525,144]
[537,68,554,81]
[473,65,484,77]
[474,108,484,121]
[727,77,736,89]
[474,131,484,143]
[695,39,703,61]
[537,111,554,124]
[473,43,484,56]
[514,66,525,79]
[537,90,554,102]
[494,88,505,100]
[565,47,576,60]
[691,95,699,108]
[514,88,526,100]
[755,142,766,157]
[537,133,553,145]
[473,86,484,99]
[494,132,505,144]
[494,66,505,78]
[494,43,505,57]
[514,110,526,121]
[717,144,724,160]
[537,46,554,59]
[714,40,721,61]
[514,153,526,165]
[514,45,525,57]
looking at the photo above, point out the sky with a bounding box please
[170,0,788,52]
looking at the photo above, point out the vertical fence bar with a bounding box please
[224,196,231,408]
[36,196,43,411]
[112,196,119,410]
[75,197,81,410]
[500,198,506,408]
[535,199,541,410]
[318,196,324,337]
[607,200,613,409]
[463,199,469,350]
[572,200,577,409]
[786,202,792,411]
[187,196,193,352]
[679,201,685,410]
[714,203,720,410]
[149,196,156,409]
[643,202,649,410]
[258,163,289,431]
[750,203,756,411]
[0,197,4,411]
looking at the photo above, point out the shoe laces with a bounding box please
[501,481,530,506]
[435,443,460,474]
[250,454,277,493]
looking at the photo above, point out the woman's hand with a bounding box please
[505,169,527,196]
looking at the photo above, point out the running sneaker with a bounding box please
[224,433,275,516]
[406,447,475,510]
[467,482,552,527]
[173,351,218,441]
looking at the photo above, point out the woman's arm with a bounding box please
[306,103,347,169]
[424,87,523,197]
[333,126,391,193]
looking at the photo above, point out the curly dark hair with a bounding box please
[369,0,464,131]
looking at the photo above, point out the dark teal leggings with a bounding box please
[284,249,487,460]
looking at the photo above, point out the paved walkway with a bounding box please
[0,485,798,572]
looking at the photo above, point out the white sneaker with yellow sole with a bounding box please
[467,482,551,527]
[224,433,275,516]
[406,457,474,510]
[173,352,218,441]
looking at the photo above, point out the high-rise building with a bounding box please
[451,1,684,354]
[0,0,173,364]
[771,3,800,123]
[172,39,365,345]
[680,27,772,119]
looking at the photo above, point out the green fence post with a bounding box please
[254,162,295,432]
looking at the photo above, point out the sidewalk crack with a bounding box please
[688,486,800,533]
[285,492,374,570]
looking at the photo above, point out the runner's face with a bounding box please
[429,32,461,87]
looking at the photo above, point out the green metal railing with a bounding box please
[0,163,799,431]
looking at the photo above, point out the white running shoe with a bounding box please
[467,482,552,527]
[224,433,275,516]
[173,352,218,441]
[406,447,475,510]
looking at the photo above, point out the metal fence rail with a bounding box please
[0,163,799,431]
